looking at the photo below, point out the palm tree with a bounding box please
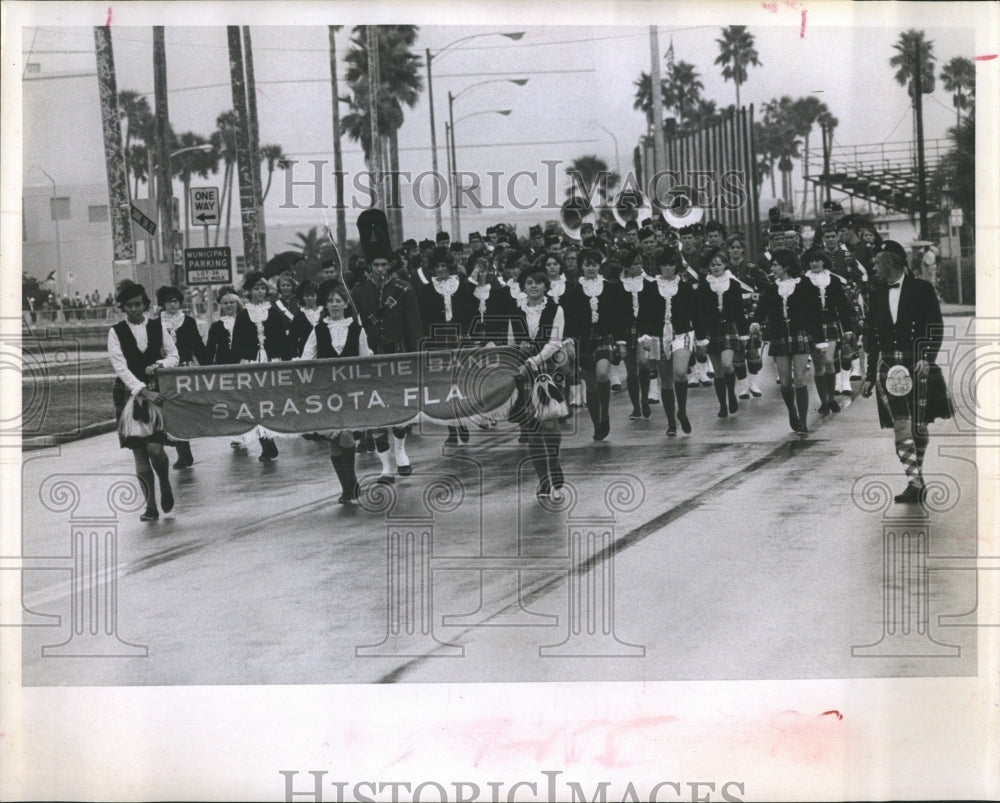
[714,25,761,109]
[565,155,620,210]
[118,90,153,195]
[940,56,975,126]
[680,98,721,134]
[889,29,936,102]
[663,60,703,125]
[760,97,803,208]
[210,110,237,246]
[790,95,830,216]
[259,143,291,201]
[343,25,423,242]
[172,131,219,248]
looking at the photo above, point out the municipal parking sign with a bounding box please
[184,246,232,285]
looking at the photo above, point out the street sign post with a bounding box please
[189,186,220,227]
[130,203,157,237]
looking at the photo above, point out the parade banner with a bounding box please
[157,346,523,438]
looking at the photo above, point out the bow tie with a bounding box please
[887,282,901,289]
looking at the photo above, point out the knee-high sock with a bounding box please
[526,430,549,483]
[597,379,611,422]
[674,382,688,416]
[392,433,410,468]
[824,372,838,401]
[780,386,797,420]
[895,435,921,485]
[625,369,640,411]
[814,371,827,402]
[374,445,394,476]
[546,433,564,489]
[175,440,193,462]
[331,445,359,496]
[638,367,650,403]
[137,469,156,513]
[735,362,747,380]
[913,431,929,484]
[661,387,676,428]
[585,384,601,427]
[724,372,737,403]
[149,450,173,512]
[713,377,727,407]
[795,385,810,429]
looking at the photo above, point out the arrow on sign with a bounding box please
[195,212,214,223]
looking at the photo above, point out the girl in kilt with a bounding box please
[620,251,655,420]
[204,286,249,454]
[695,249,750,418]
[107,281,179,521]
[273,271,301,339]
[287,279,324,358]
[509,268,567,500]
[539,252,581,411]
[638,245,699,436]
[299,283,371,503]
[231,271,293,461]
[751,249,824,435]
[155,285,205,469]
[727,234,771,399]
[803,247,858,414]
[561,248,631,441]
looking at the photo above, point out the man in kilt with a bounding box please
[861,240,953,503]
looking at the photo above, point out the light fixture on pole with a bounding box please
[426,31,524,235]
[588,120,621,178]
[38,168,64,301]
[448,106,512,241]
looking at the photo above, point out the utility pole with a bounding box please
[153,27,175,284]
[243,26,267,262]
[649,27,666,178]
[227,26,261,275]
[913,37,929,241]
[426,48,443,235]
[366,26,384,214]
[93,25,136,286]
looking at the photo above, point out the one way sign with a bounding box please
[189,186,220,226]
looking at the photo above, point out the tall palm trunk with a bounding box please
[329,26,347,256]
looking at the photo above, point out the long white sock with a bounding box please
[393,435,410,468]
[376,448,394,476]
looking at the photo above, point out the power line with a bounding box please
[286,138,599,157]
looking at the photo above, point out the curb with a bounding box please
[22,420,117,451]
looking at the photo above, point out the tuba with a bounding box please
[659,185,704,229]
[560,195,597,242]
[612,188,653,228]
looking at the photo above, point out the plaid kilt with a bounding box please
[707,320,742,355]
[767,327,813,356]
[817,310,843,343]
[580,334,620,368]
[873,351,954,430]
[113,378,168,450]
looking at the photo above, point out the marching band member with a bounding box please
[727,235,771,399]
[861,240,953,503]
[108,281,179,521]
[510,268,566,499]
[538,252,581,411]
[204,285,242,366]
[352,210,424,484]
[751,250,824,436]
[638,246,699,436]
[420,246,476,445]
[619,250,654,419]
[288,279,324,358]
[155,285,205,469]
[803,247,858,414]
[695,248,749,419]
[299,283,371,503]
[273,271,301,338]
[232,270,292,461]
[561,248,630,440]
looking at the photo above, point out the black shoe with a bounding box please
[851,374,862,381]
[788,412,801,432]
[717,405,728,418]
[172,458,194,469]
[700,380,712,388]
[397,464,413,477]
[140,509,159,522]
[258,452,276,462]
[338,483,361,504]
[594,419,610,441]
[444,434,459,445]
[728,396,738,414]
[666,424,677,437]
[894,484,924,504]
[818,402,830,415]
[458,425,470,444]
[628,409,642,421]
[536,478,552,500]
[641,399,652,418]
[611,383,622,392]
[738,392,750,400]
[829,398,841,413]
[677,412,691,434]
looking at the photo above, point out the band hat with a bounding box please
[529,224,543,238]
[544,232,562,246]
[637,227,655,242]
[357,208,394,262]
[419,239,435,250]
[468,232,483,243]
[878,239,908,265]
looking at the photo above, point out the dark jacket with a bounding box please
[205,319,237,365]
[561,279,630,341]
[864,274,944,379]
[695,275,749,341]
[232,305,292,362]
[351,276,424,353]
[638,278,699,338]
[753,278,824,342]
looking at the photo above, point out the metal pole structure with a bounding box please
[153,27,174,285]
[366,26,384,212]
[448,91,461,241]
[649,27,666,178]
[426,48,444,235]
[243,26,267,263]
[913,37,929,241]
[227,26,261,275]
[93,25,136,287]
[445,121,455,237]
[39,170,64,300]
[329,26,347,256]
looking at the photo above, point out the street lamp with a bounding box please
[448,107,512,241]
[426,31,524,234]
[589,121,621,178]
[37,168,64,301]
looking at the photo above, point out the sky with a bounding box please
[16,2,980,242]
